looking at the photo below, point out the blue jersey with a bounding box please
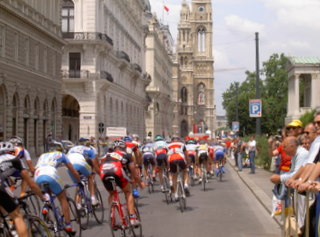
[141,143,154,155]
[36,151,69,169]
[68,145,95,159]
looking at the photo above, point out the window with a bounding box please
[62,0,74,33]
[181,87,188,103]
[69,52,81,78]
[0,25,4,57]
[198,27,206,52]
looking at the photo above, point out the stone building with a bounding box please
[61,0,151,142]
[172,0,216,137]
[286,57,320,123]
[145,15,173,139]
[0,1,64,156]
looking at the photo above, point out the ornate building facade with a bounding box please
[145,15,173,139]
[172,0,216,137]
[286,57,320,123]
[61,0,151,142]
[0,0,64,156]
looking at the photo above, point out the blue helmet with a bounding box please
[123,136,132,142]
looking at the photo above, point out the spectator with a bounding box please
[247,135,256,174]
[270,136,308,231]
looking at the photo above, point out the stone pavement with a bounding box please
[227,156,282,227]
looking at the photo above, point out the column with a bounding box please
[293,74,300,116]
[311,73,319,108]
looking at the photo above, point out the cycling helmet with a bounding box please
[9,136,23,146]
[123,136,132,142]
[199,139,206,145]
[79,137,90,146]
[171,137,180,142]
[186,140,196,145]
[48,141,64,152]
[0,142,14,154]
[154,135,164,141]
[145,136,152,144]
[132,134,139,141]
[112,140,126,150]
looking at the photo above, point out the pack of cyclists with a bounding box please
[0,134,226,236]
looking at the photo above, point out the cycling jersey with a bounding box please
[67,153,92,183]
[214,145,225,161]
[186,144,198,156]
[197,144,209,156]
[100,151,133,189]
[125,142,138,155]
[167,142,186,162]
[34,151,70,195]
[153,141,168,155]
[13,146,31,169]
[68,145,95,159]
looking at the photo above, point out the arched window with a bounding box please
[12,93,19,136]
[198,27,206,52]
[62,0,74,34]
[197,83,205,105]
[180,87,188,103]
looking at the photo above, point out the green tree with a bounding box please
[222,53,288,135]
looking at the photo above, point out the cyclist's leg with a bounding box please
[9,207,28,237]
[169,159,178,195]
[142,154,149,181]
[156,153,166,186]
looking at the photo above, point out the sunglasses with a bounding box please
[286,127,297,131]
[301,142,309,146]
[303,131,314,135]
[313,121,320,126]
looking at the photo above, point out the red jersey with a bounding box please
[277,144,291,172]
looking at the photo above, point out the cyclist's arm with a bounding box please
[92,157,100,175]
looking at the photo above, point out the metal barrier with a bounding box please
[281,189,315,237]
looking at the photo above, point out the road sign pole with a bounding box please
[255,32,261,136]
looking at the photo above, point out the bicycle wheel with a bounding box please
[26,194,41,216]
[67,198,82,237]
[26,214,52,237]
[109,204,125,237]
[201,165,206,191]
[219,167,223,182]
[0,219,13,237]
[177,181,185,213]
[93,186,104,224]
[189,168,194,187]
[147,174,152,194]
[78,190,89,230]
[130,206,142,237]
[163,175,171,204]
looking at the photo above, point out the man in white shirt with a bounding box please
[247,135,257,174]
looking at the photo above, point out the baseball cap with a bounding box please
[287,120,303,128]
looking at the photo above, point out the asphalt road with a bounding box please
[53,164,281,237]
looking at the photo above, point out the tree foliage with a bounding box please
[222,53,288,135]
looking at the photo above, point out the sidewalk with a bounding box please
[227,156,282,226]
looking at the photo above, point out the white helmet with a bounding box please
[0,142,14,154]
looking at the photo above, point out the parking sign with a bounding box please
[249,99,262,117]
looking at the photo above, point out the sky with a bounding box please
[148,0,320,115]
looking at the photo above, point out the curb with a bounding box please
[227,157,282,227]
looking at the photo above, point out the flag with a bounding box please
[164,5,169,12]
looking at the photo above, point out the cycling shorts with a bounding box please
[169,158,186,174]
[68,163,92,183]
[188,154,196,164]
[142,153,155,167]
[199,153,208,164]
[100,162,130,191]
[156,153,168,167]
[0,190,19,213]
[215,151,225,161]
[35,167,64,195]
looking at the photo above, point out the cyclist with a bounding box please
[100,140,144,226]
[167,137,190,201]
[34,140,81,235]
[141,137,156,183]
[196,139,210,184]
[123,136,141,198]
[0,141,44,237]
[67,137,101,207]
[185,139,198,179]
[9,136,35,197]
[153,135,168,192]
[214,143,226,176]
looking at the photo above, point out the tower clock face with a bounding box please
[198,6,205,12]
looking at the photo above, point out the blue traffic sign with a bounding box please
[232,121,240,132]
[249,99,262,117]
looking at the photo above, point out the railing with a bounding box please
[62,32,113,45]
[62,70,90,79]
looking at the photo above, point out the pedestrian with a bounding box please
[45,132,53,152]
[234,137,246,172]
[247,135,256,174]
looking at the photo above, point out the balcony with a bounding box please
[116,50,130,63]
[62,70,90,79]
[131,63,142,73]
[100,71,114,82]
[62,32,113,46]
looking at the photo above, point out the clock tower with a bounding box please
[172,0,215,137]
